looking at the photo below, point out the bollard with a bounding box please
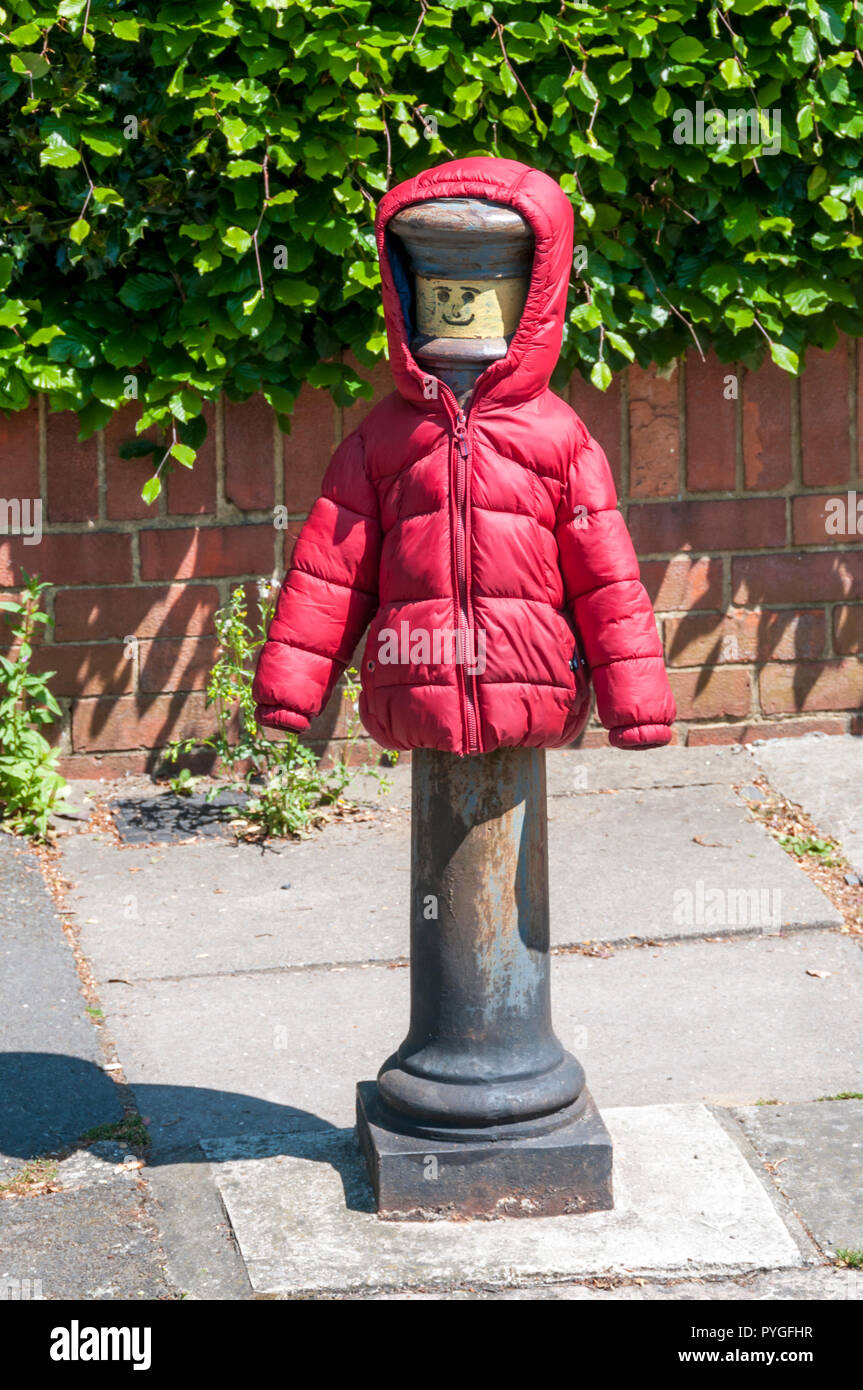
[355,199,614,1220]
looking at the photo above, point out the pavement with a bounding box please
[0,736,861,1301]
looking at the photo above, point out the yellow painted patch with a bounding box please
[416,275,527,338]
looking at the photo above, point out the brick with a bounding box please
[570,370,622,493]
[0,401,40,498]
[57,751,155,778]
[687,718,847,746]
[665,609,824,666]
[685,351,737,492]
[32,642,134,697]
[71,692,218,752]
[668,667,752,720]
[0,531,132,587]
[742,358,793,491]
[834,605,863,655]
[628,363,679,497]
[54,583,219,642]
[139,636,218,692]
[341,357,395,433]
[640,556,723,612]
[224,397,276,510]
[793,490,863,545]
[45,412,99,522]
[628,498,786,554]
[104,405,160,521]
[284,385,338,517]
[800,339,851,486]
[760,659,863,714]
[139,525,275,581]
[167,403,217,516]
[733,551,863,605]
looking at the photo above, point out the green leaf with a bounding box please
[668,37,706,63]
[69,218,89,244]
[170,443,196,468]
[790,27,818,63]
[590,361,612,391]
[118,274,175,311]
[223,226,253,253]
[769,342,800,373]
[819,194,847,221]
[40,130,80,168]
[141,476,162,505]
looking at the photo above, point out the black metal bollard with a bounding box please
[355,198,613,1219]
[379,746,584,1132]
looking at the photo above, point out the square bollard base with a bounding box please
[356,1081,613,1221]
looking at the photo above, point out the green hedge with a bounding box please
[1,0,862,496]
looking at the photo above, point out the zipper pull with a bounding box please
[454,409,470,458]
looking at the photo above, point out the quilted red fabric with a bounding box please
[253,156,676,754]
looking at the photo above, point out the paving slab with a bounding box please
[199,1104,806,1296]
[751,734,863,876]
[353,1267,861,1299]
[734,1099,863,1258]
[63,780,840,985]
[0,1143,171,1301]
[98,932,863,1149]
[0,831,123,1170]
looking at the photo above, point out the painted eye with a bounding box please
[435,287,450,303]
[461,290,476,304]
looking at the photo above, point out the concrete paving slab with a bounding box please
[99,932,863,1149]
[63,781,840,985]
[0,1143,171,1301]
[544,744,748,796]
[200,1104,806,1295]
[751,734,863,875]
[734,1100,863,1258]
[0,832,123,1169]
[353,1267,860,1299]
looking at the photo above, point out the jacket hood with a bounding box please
[375,157,574,411]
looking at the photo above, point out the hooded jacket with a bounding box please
[253,157,676,754]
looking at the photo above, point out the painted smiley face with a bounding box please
[434,284,480,327]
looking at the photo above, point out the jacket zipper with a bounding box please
[453,405,479,755]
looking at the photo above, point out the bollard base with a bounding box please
[356,1081,613,1221]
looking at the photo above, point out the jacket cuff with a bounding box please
[609,722,674,750]
[255,704,310,733]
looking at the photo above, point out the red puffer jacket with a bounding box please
[253,157,676,754]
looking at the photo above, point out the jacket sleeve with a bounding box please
[555,424,676,749]
[252,428,380,733]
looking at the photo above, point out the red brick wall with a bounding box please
[1,344,861,775]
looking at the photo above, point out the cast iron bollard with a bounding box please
[355,199,613,1220]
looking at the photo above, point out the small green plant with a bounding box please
[817,1091,863,1102]
[166,581,393,839]
[79,1115,151,1149]
[778,833,841,866]
[0,572,69,840]
[168,767,203,798]
[836,1249,863,1269]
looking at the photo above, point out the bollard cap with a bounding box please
[389,198,534,281]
